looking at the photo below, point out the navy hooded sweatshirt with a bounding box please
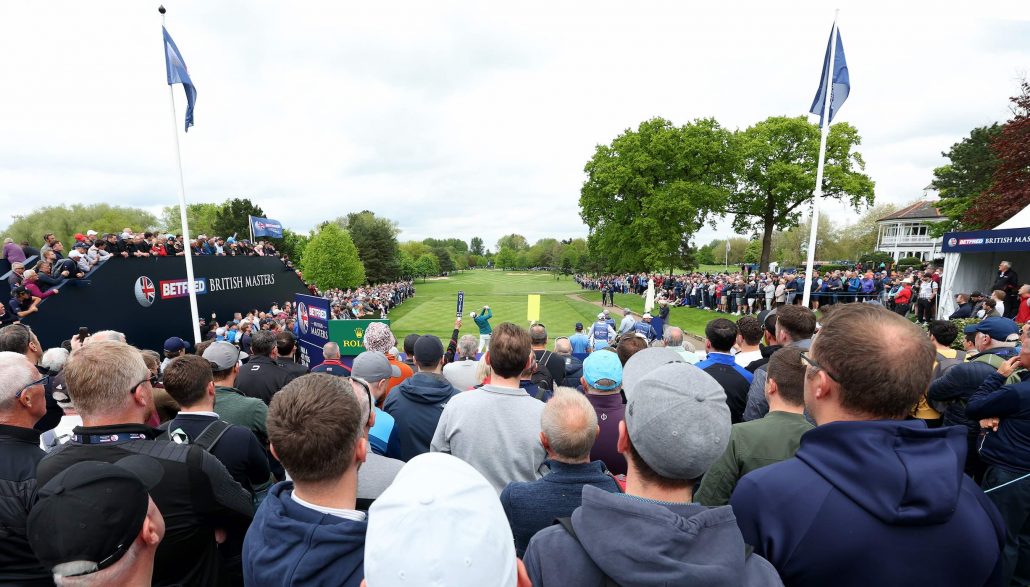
[524,485,783,586]
[730,420,1006,587]
[383,372,458,462]
[243,482,366,587]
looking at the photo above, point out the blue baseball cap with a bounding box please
[583,350,623,391]
[575,322,584,331]
[964,317,1020,341]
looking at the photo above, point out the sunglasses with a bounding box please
[16,374,49,398]
[349,377,375,428]
[800,350,840,383]
[128,374,159,396]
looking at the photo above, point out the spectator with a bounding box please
[401,333,419,372]
[364,453,527,586]
[615,333,647,365]
[160,336,191,374]
[1017,285,1030,324]
[0,352,50,586]
[275,331,309,378]
[618,308,635,335]
[580,349,627,476]
[929,317,1022,481]
[7,262,24,288]
[662,326,703,364]
[501,387,620,556]
[893,277,913,316]
[731,303,1005,587]
[569,322,590,354]
[471,305,493,353]
[966,323,1030,584]
[351,351,400,456]
[162,355,270,497]
[8,286,40,320]
[742,305,816,421]
[993,289,1008,318]
[362,322,412,395]
[695,347,813,506]
[26,458,165,586]
[524,361,780,585]
[993,261,1019,319]
[140,349,179,424]
[0,323,62,432]
[36,340,254,586]
[20,269,59,299]
[243,374,368,587]
[347,376,404,510]
[431,322,546,493]
[442,334,479,390]
[384,334,458,461]
[919,320,964,426]
[589,313,617,351]
[236,330,297,404]
[530,323,565,392]
[2,237,26,265]
[696,318,754,423]
[950,293,974,319]
[632,312,658,342]
[310,342,351,376]
[734,315,763,368]
[553,336,583,388]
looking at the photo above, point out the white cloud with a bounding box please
[1,0,1028,252]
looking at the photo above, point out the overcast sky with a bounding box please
[1,1,1028,251]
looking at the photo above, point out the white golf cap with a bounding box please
[365,453,517,587]
[597,313,605,319]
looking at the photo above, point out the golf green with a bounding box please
[385,270,733,345]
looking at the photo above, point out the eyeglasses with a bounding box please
[16,374,49,398]
[128,374,159,395]
[349,377,375,428]
[800,350,840,383]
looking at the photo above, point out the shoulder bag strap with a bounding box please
[194,420,233,452]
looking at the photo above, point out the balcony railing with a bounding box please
[879,235,939,246]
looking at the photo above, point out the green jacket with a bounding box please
[474,308,493,334]
[695,411,813,506]
[214,386,269,444]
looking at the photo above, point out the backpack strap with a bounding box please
[556,518,619,587]
[193,420,233,452]
[156,420,172,442]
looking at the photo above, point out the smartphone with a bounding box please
[77,327,89,342]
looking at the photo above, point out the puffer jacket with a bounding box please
[0,425,50,586]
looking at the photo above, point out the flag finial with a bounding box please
[158,5,166,14]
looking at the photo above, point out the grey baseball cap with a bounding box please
[625,362,730,480]
[352,351,401,382]
[203,342,248,370]
[621,347,685,401]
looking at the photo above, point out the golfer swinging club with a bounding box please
[470,305,493,353]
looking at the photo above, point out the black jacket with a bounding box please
[276,357,309,379]
[0,425,50,587]
[236,355,297,405]
[561,355,584,388]
[928,348,1018,435]
[37,423,254,587]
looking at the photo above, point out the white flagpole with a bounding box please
[801,9,839,309]
[162,6,202,344]
[248,215,254,243]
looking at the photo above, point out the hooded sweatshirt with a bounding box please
[524,485,782,586]
[243,482,366,587]
[731,420,1005,587]
[383,372,458,461]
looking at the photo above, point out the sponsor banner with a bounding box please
[250,215,284,239]
[295,293,331,367]
[943,228,1030,253]
[329,319,391,357]
[159,278,208,299]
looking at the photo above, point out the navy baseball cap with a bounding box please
[575,322,584,331]
[163,336,191,352]
[964,317,1020,341]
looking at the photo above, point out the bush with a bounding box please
[896,256,924,270]
[817,263,847,273]
[916,317,979,351]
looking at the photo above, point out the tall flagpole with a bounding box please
[161,5,202,344]
[801,9,839,309]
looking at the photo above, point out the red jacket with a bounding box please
[894,285,913,305]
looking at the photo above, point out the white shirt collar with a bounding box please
[291,492,366,522]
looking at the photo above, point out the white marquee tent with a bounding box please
[938,212,1030,318]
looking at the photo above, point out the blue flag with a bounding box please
[809,25,849,127]
[250,216,284,239]
[163,27,197,132]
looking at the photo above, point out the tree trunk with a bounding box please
[759,214,774,272]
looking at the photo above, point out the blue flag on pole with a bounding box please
[250,216,284,239]
[163,27,197,132]
[809,25,849,127]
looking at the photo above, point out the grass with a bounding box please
[385,270,738,343]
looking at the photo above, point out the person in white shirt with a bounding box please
[734,315,764,368]
[442,335,479,391]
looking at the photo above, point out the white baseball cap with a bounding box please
[365,453,517,587]
[597,313,605,319]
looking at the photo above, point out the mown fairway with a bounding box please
[387,270,732,344]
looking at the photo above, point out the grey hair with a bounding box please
[553,337,572,354]
[1001,260,1012,268]
[41,347,70,373]
[541,387,599,461]
[529,324,548,345]
[0,351,37,411]
[53,539,143,586]
[456,335,478,360]
[3,237,12,244]
[88,330,126,344]
[663,327,695,353]
[323,342,341,360]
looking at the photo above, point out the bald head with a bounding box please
[323,342,341,360]
[540,387,598,462]
[554,337,572,355]
[663,327,684,347]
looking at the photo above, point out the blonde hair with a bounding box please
[993,290,1006,301]
[64,341,148,417]
[475,355,492,385]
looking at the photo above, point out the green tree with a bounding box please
[431,246,455,273]
[496,234,529,252]
[470,236,485,256]
[342,211,401,284]
[414,253,440,281]
[931,124,1002,234]
[696,243,716,265]
[277,228,311,265]
[400,240,430,260]
[496,247,517,270]
[398,250,418,278]
[213,198,265,240]
[300,224,365,290]
[580,117,738,273]
[831,202,899,259]
[2,204,157,248]
[728,116,875,271]
[160,202,220,236]
[743,240,762,264]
